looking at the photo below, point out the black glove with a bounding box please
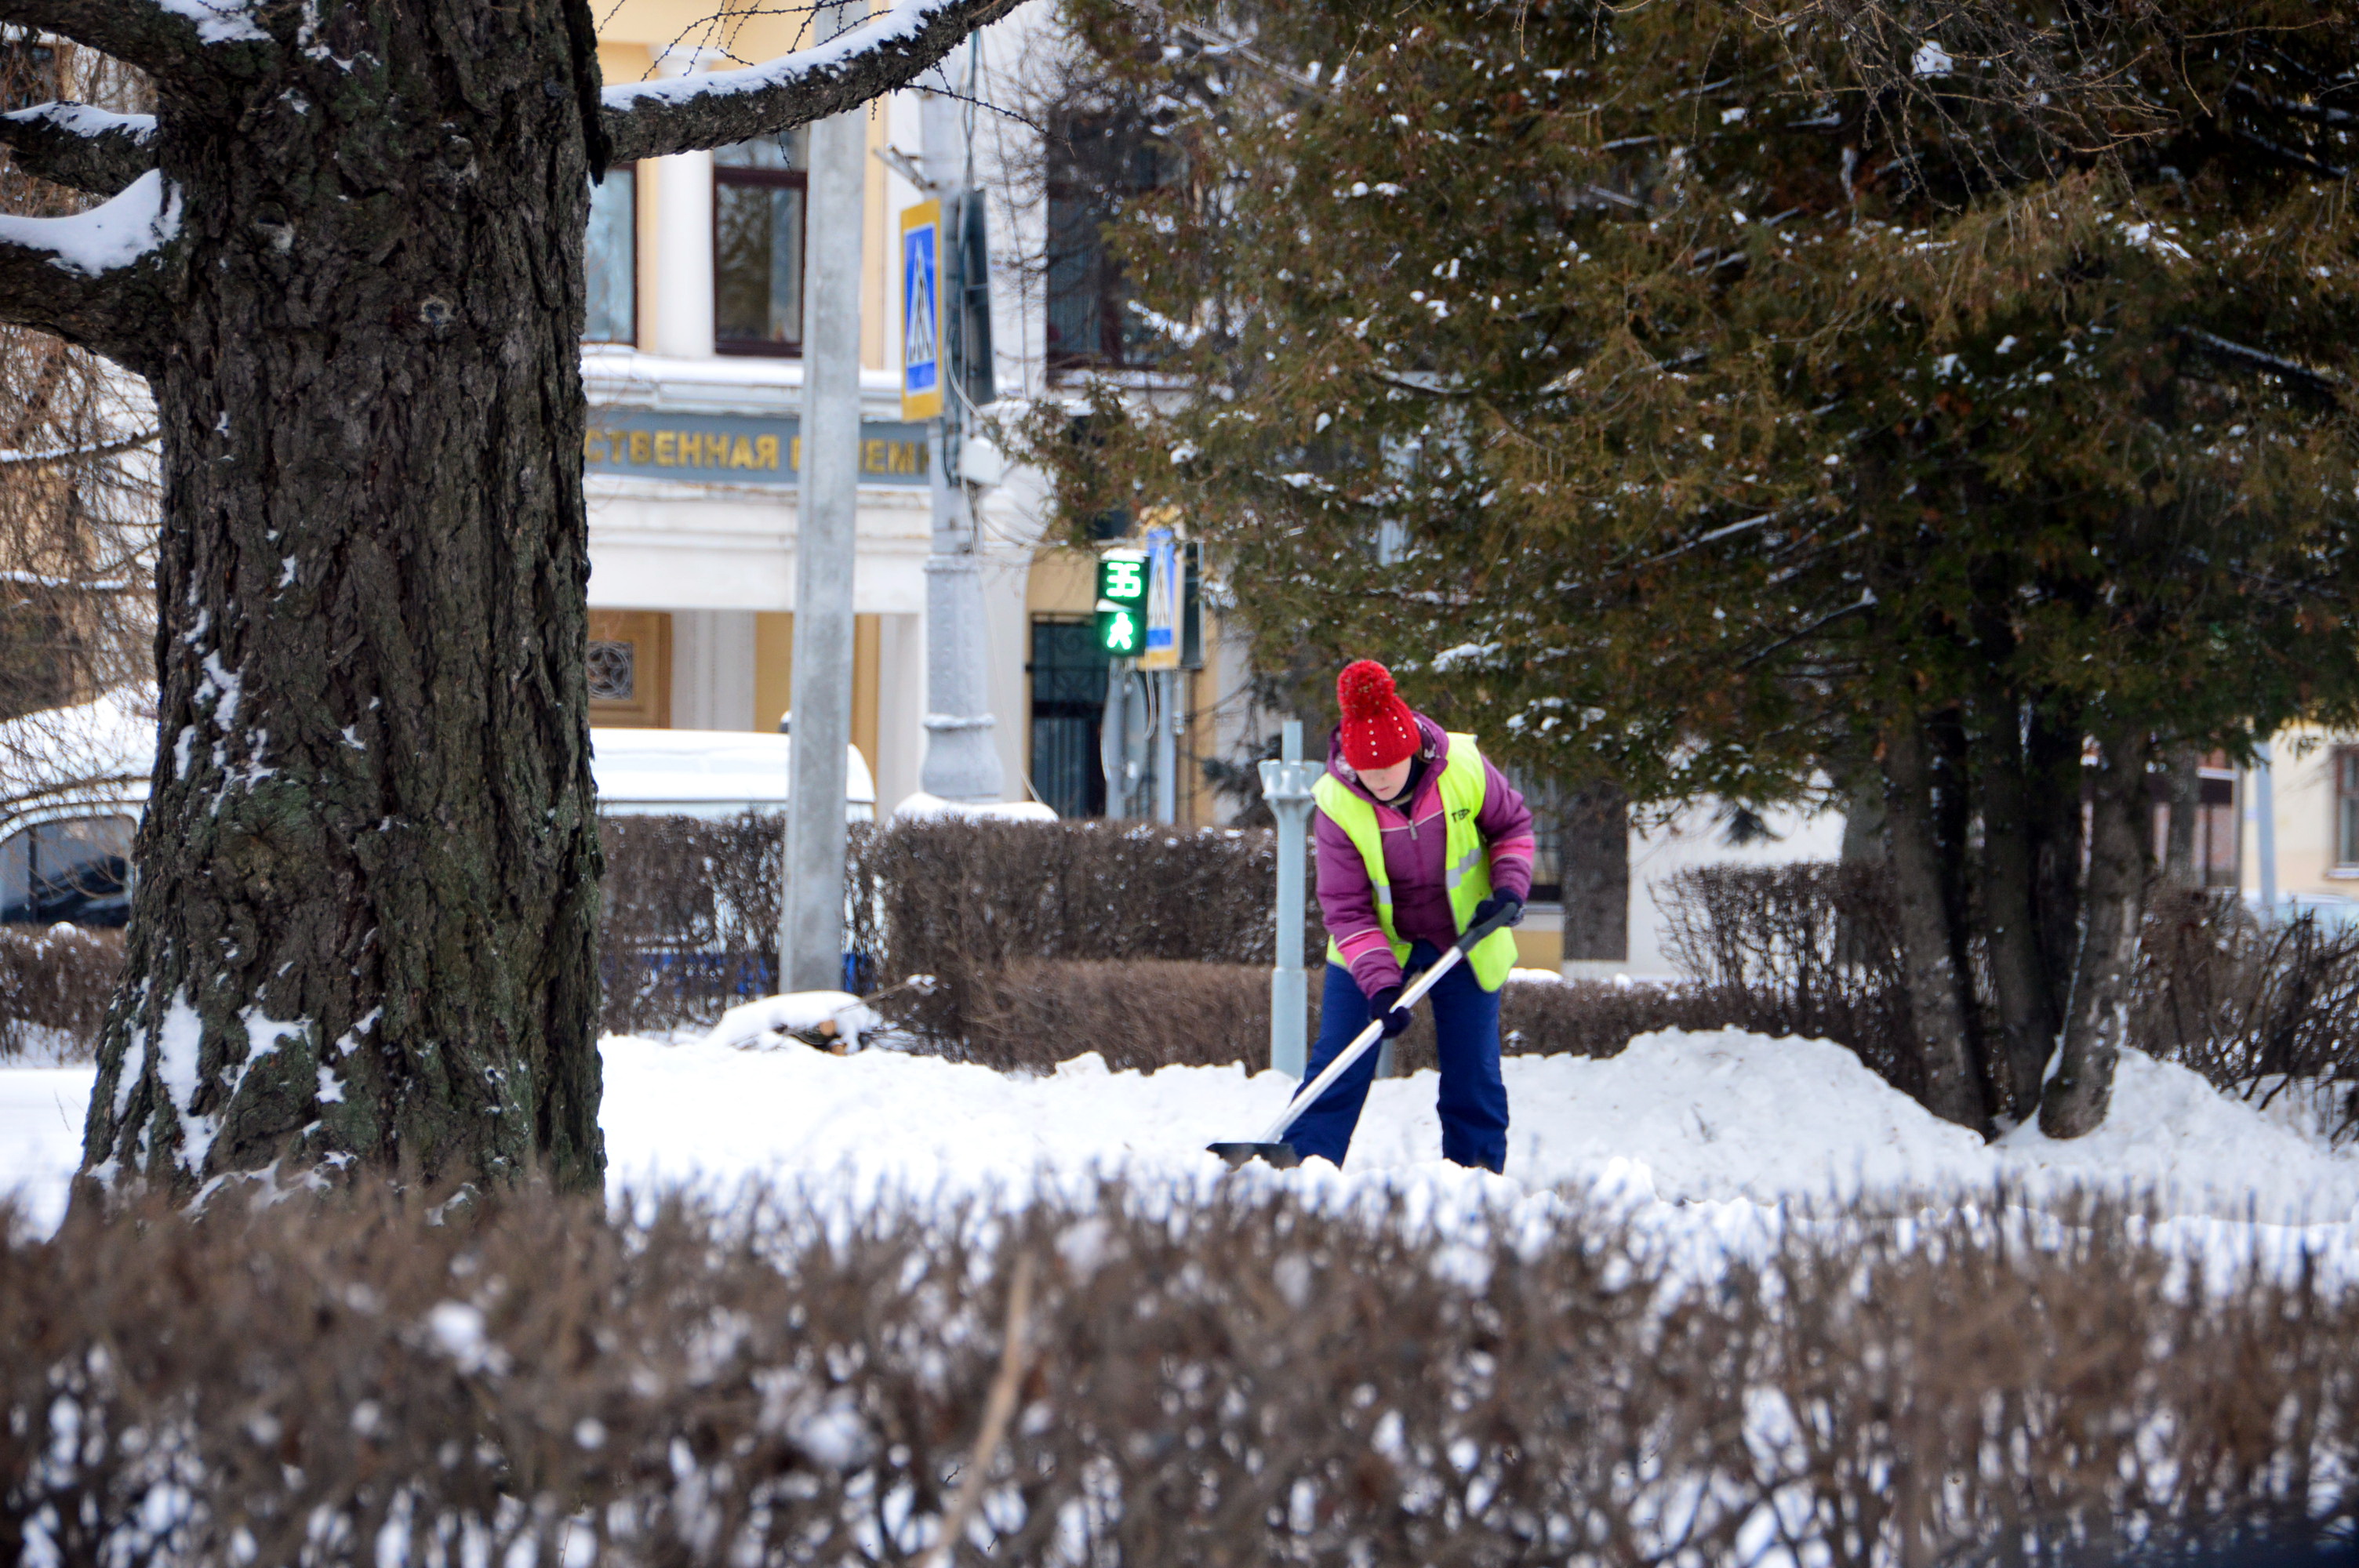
[1368,985,1413,1038]
[1472,894,1526,931]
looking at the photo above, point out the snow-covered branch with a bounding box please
[0,0,271,82]
[0,170,182,372]
[0,103,158,196]
[602,0,1028,163]
[2177,327,2346,405]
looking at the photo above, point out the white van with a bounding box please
[0,690,874,926]
[588,727,876,822]
[0,689,150,926]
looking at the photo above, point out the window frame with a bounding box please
[2337,749,2359,868]
[1043,113,1175,375]
[711,160,809,358]
[583,160,638,347]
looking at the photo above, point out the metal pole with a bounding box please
[2255,738,2279,918]
[1099,659,1130,818]
[913,89,1004,804]
[1154,670,1177,823]
[1259,719,1318,1078]
[780,0,863,993]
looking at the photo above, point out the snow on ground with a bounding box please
[2,1066,93,1233]
[8,1025,2358,1251]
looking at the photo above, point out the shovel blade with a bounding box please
[1208,1141,1301,1169]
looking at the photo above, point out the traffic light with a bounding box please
[1097,604,1142,656]
[1096,549,1148,657]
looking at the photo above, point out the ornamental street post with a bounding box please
[1259,720,1321,1078]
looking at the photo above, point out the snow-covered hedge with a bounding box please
[7,1182,2355,1565]
[847,818,1322,1047]
[0,924,119,1062]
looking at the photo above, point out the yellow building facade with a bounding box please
[575,0,1252,826]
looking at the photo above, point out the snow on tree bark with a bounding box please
[0,103,157,196]
[2039,732,2155,1139]
[0,0,1020,1199]
[1878,718,1984,1131]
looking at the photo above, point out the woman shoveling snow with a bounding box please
[1285,659,1535,1172]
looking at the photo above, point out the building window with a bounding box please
[714,132,808,356]
[584,162,636,344]
[1045,113,1174,372]
[2197,757,2239,888]
[1029,618,1110,818]
[587,610,671,728]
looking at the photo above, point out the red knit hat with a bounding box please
[1336,660,1420,770]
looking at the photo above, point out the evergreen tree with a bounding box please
[1031,0,2359,1133]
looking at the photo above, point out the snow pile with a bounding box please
[598,1027,2359,1225]
[700,990,882,1052]
[890,791,1059,823]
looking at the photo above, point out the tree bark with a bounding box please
[1837,761,1885,866]
[0,103,156,195]
[1974,695,2054,1122]
[2038,728,2154,1138]
[2161,743,2201,891]
[71,0,612,1197]
[1879,717,1986,1131]
[2025,702,2085,1026]
[1558,779,1629,963]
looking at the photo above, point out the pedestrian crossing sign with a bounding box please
[900,201,943,421]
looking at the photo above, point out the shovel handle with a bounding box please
[1253,902,1521,1145]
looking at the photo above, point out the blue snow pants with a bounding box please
[1285,941,1508,1172]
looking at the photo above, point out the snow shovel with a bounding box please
[1209,903,1521,1169]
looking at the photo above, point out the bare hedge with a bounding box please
[1665,866,2359,1141]
[594,814,780,1037]
[0,924,122,1062]
[1658,862,1918,1091]
[5,1182,2356,1566]
[846,817,1322,1046]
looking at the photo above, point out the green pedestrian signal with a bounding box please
[1095,549,1149,658]
[1097,606,1142,656]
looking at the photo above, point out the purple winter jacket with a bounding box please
[1314,713,1536,998]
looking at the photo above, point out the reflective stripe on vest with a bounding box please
[1313,731,1519,993]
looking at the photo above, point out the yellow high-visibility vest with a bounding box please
[1313,732,1518,992]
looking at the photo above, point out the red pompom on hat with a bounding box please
[1336,659,1420,771]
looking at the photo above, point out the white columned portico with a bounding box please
[646,48,718,360]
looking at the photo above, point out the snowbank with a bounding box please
[9,1028,2357,1243]
[700,990,882,1051]
[889,792,1058,823]
[598,1027,2359,1224]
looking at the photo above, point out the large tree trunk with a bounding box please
[2024,703,2085,1028]
[1879,717,1986,1131]
[1559,779,1629,963]
[2038,728,2154,1138]
[1975,694,2055,1123]
[77,3,605,1196]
